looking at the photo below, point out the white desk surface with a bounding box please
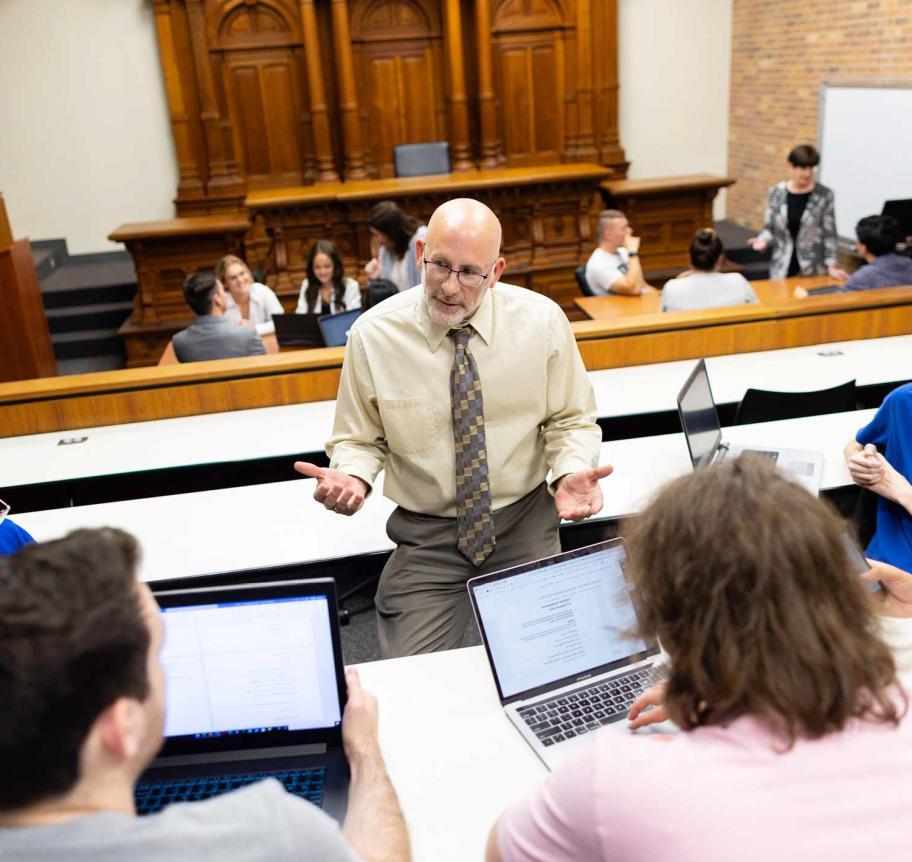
[17,410,871,582]
[356,630,912,862]
[2,334,906,490]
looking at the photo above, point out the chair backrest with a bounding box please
[365,279,399,309]
[574,264,595,297]
[393,142,450,178]
[733,379,857,425]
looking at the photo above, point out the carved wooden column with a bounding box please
[475,0,503,167]
[573,0,597,161]
[299,0,340,182]
[593,0,627,174]
[185,0,244,198]
[152,0,203,203]
[443,0,473,171]
[331,0,369,180]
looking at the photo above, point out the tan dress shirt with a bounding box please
[327,282,601,517]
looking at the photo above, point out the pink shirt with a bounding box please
[498,710,912,862]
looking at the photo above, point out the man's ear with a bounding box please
[415,236,425,269]
[94,698,146,763]
[489,256,506,288]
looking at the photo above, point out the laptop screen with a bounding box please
[153,579,345,754]
[469,541,654,702]
[677,358,722,468]
[318,308,361,347]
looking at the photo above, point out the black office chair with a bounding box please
[365,279,399,309]
[574,264,595,297]
[733,379,857,425]
[393,142,450,178]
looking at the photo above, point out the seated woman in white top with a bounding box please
[295,240,362,315]
[363,200,427,292]
[662,228,759,312]
[217,254,284,336]
[490,456,912,862]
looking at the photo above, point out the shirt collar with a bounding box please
[419,285,495,352]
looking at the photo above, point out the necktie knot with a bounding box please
[448,326,473,348]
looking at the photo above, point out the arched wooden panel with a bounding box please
[350,0,447,177]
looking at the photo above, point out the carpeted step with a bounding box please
[45,300,134,334]
[51,328,125,360]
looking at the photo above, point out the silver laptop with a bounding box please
[468,539,662,770]
[676,358,823,495]
[137,578,349,820]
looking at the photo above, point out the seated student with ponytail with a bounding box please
[295,241,362,315]
[662,228,758,312]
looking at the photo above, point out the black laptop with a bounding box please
[273,313,325,348]
[135,578,349,821]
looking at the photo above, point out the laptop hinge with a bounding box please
[151,743,327,768]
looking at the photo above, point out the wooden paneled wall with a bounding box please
[151,0,626,214]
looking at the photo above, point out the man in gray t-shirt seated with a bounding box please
[0,530,409,862]
[583,209,651,296]
[162,269,267,364]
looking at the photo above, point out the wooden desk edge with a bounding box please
[109,217,252,243]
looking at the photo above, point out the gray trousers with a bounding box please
[375,482,561,658]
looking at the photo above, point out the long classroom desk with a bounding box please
[3,334,908,512]
[16,411,870,586]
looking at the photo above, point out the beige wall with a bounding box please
[0,1,734,255]
[728,0,912,230]
[0,0,177,254]
[618,0,733,218]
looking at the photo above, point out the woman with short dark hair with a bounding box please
[748,144,849,281]
[488,456,911,862]
[662,227,758,312]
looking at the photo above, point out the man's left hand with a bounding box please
[555,464,614,521]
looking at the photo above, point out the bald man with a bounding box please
[296,199,609,658]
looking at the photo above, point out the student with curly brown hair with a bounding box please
[488,456,911,862]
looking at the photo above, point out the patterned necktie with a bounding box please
[449,326,495,566]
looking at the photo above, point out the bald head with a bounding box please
[426,199,502,262]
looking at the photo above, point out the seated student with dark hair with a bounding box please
[0,528,410,862]
[160,270,266,364]
[488,456,911,862]
[842,214,912,292]
[661,228,758,312]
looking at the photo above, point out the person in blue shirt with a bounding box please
[844,382,912,571]
[842,215,912,292]
[0,515,35,556]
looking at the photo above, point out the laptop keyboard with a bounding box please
[134,767,326,815]
[517,665,661,747]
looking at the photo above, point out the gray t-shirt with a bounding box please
[661,271,759,312]
[584,247,630,295]
[0,779,360,862]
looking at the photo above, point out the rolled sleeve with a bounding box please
[541,309,601,481]
[326,327,388,488]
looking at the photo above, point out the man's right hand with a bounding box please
[865,560,912,618]
[747,236,768,252]
[294,461,369,515]
[624,233,641,254]
[847,443,887,487]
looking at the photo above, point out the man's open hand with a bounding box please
[294,461,369,516]
[555,464,614,521]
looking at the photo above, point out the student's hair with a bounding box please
[624,456,903,747]
[215,254,251,286]
[856,214,901,257]
[304,240,348,312]
[596,209,627,241]
[0,529,150,810]
[787,144,820,168]
[689,227,724,271]
[367,200,419,259]
[183,269,219,316]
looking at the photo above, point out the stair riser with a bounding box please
[41,283,136,309]
[48,308,133,334]
[53,336,125,360]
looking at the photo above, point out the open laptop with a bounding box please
[136,578,349,821]
[468,539,662,770]
[318,308,361,347]
[676,358,823,495]
[273,313,325,348]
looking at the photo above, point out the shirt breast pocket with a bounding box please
[378,397,441,456]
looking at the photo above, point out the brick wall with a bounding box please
[727,0,912,229]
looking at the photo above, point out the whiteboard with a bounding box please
[818,85,912,240]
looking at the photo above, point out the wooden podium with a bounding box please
[0,195,56,382]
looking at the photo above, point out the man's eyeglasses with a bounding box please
[0,499,9,526]
[423,258,495,290]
